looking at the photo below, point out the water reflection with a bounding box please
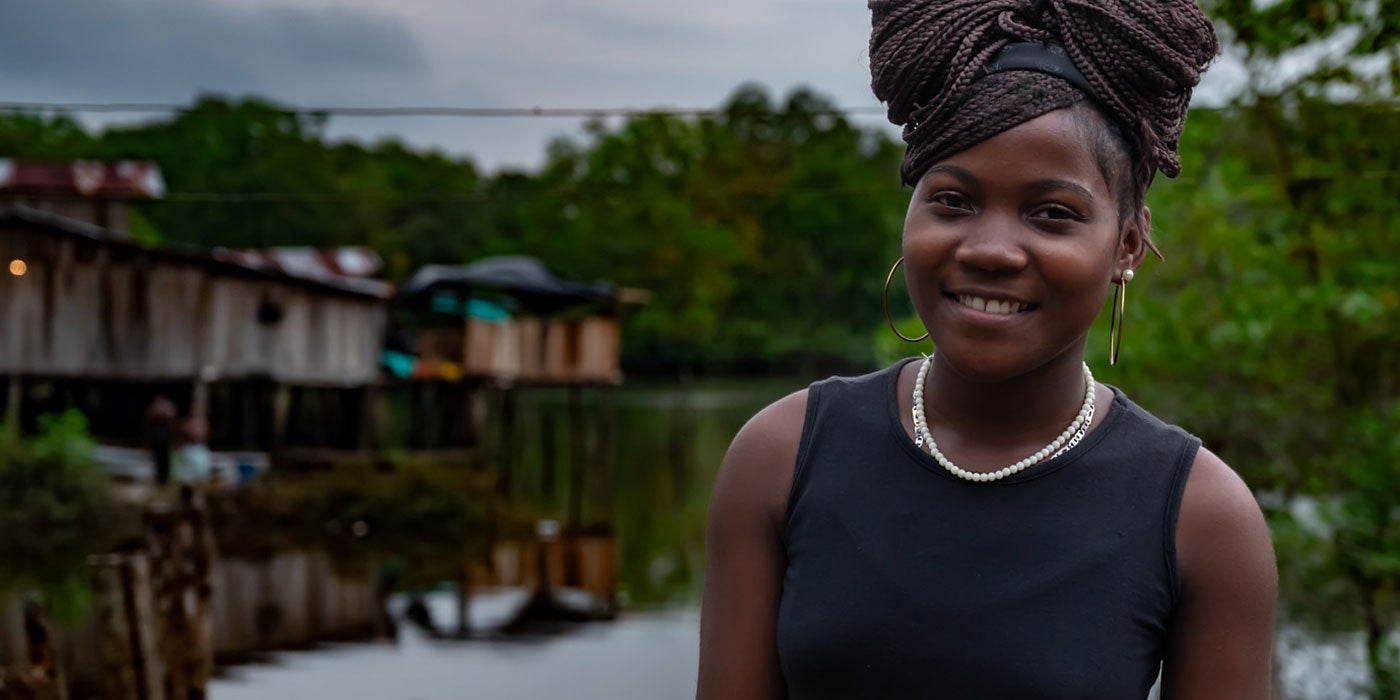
[213,592,703,700]
[524,378,803,608]
[208,377,800,698]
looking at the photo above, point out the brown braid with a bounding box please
[868,0,1218,189]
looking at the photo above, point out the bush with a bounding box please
[0,410,115,621]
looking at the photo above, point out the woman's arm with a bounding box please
[696,389,808,700]
[1161,447,1278,700]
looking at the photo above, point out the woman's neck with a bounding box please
[922,350,1091,446]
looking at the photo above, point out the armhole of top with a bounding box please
[782,381,823,535]
[1163,432,1203,607]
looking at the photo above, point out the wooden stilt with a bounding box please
[90,553,164,700]
[566,385,585,531]
[540,408,557,500]
[499,386,518,498]
[359,384,384,452]
[5,375,20,445]
[270,384,291,453]
[454,563,471,639]
[9,597,70,700]
[596,387,615,523]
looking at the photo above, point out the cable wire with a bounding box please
[0,101,890,119]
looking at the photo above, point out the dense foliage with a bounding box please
[0,410,130,620]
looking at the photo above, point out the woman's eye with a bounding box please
[928,192,972,211]
[1032,204,1082,222]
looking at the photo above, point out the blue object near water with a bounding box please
[466,298,512,322]
[381,349,416,378]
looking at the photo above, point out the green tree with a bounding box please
[1114,3,1400,694]
[0,112,96,159]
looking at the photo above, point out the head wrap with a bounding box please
[869,0,1219,186]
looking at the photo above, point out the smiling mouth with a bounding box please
[952,294,1034,315]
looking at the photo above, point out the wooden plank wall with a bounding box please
[458,317,621,384]
[0,230,386,385]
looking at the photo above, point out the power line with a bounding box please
[0,101,890,119]
[159,185,909,204]
[148,168,1400,204]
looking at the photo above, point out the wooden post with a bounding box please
[270,384,291,453]
[91,556,137,700]
[142,493,216,700]
[359,384,383,452]
[422,382,438,449]
[498,386,517,499]
[595,387,615,523]
[540,408,557,499]
[4,375,20,445]
[2,596,71,700]
[190,372,211,423]
[186,494,217,699]
[90,554,164,700]
[566,385,585,531]
[454,562,472,639]
[238,383,256,451]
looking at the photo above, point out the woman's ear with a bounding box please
[1120,206,1153,274]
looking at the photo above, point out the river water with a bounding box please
[212,593,701,700]
[205,378,1370,700]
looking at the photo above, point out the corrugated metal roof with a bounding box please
[0,159,165,198]
[0,206,392,299]
[216,247,383,280]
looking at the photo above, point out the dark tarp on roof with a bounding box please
[397,256,615,314]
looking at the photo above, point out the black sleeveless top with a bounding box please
[777,360,1199,700]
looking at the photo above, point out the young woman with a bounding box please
[697,2,1277,699]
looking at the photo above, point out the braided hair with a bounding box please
[868,0,1219,206]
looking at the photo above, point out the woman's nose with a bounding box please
[953,219,1028,273]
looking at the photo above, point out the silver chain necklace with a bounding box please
[912,355,1095,483]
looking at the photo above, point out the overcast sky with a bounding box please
[0,0,1248,173]
[0,0,894,171]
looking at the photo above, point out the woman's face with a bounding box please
[902,108,1142,381]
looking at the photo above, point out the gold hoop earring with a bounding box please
[1109,269,1134,366]
[884,257,929,343]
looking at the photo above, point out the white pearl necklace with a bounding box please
[912,356,1096,483]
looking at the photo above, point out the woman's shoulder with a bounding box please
[1161,444,1277,694]
[811,359,910,392]
[709,387,811,541]
[709,360,915,534]
[1175,446,1274,588]
[1103,385,1196,439]
[1098,388,1267,558]
[731,386,812,462]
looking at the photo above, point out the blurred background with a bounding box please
[0,1,1396,699]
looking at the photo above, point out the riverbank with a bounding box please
[211,592,699,700]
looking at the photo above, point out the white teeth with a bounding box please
[957,295,1027,315]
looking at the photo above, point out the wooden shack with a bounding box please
[0,206,391,451]
[395,257,623,386]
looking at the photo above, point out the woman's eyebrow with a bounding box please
[1027,179,1095,202]
[924,164,978,187]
